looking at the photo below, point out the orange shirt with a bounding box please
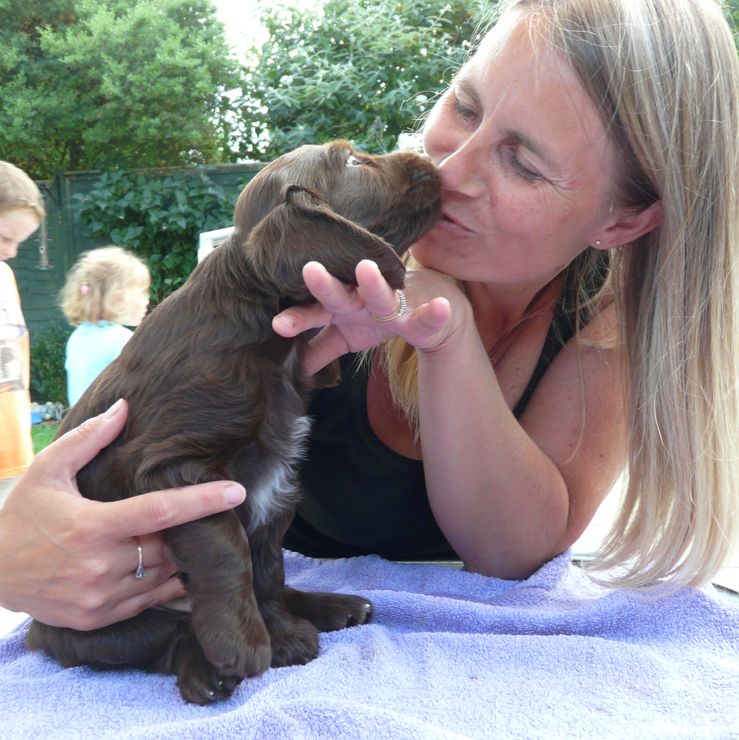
[0,262,33,479]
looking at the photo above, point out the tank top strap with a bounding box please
[511,298,577,418]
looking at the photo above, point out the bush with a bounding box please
[30,320,71,405]
[240,0,486,161]
[74,168,241,305]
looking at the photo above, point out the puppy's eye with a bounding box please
[346,154,363,167]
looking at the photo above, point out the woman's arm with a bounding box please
[415,299,626,578]
[275,259,626,578]
[0,400,246,630]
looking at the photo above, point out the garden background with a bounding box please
[3,0,738,405]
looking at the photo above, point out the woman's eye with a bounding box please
[501,144,543,183]
[511,157,541,182]
[449,88,479,124]
[346,154,363,167]
[454,99,478,122]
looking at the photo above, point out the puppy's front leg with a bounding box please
[250,510,320,667]
[251,510,373,668]
[165,512,271,699]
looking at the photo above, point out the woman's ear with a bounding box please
[593,201,662,250]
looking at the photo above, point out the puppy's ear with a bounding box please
[246,185,405,300]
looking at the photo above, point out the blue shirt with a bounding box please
[65,321,133,406]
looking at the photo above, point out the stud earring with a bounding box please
[594,239,602,246]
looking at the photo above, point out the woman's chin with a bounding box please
[410,237,450,272]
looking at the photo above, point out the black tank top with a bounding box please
[284,299,578,560]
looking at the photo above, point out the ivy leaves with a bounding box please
[74,169,239,304]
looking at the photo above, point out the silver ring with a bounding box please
[371,289,407,322]
[134,538,146,579]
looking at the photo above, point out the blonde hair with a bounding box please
[60,246,150,326]
[0,161,45,221]
[387,0,739,588]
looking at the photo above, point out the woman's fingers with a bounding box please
[354,259,404,319]
[272,302,331,337]
[302,261,364,314]
[96,480,247,540]
[273,261,366,338]
[107,576,188,626]
[401,296,453,350]
[96,575,188,629]
[31,399,129,486]
[271,258,459,371]
[65,568,187,631]
[301,325,353,376]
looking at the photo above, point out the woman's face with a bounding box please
[414,14,618,288]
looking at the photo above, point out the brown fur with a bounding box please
[25,140,441,704]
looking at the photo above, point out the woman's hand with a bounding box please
[272,259,466,375]
[0,399,246,631]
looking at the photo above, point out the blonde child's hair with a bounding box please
[0,161,45,221]
[60,246,150,326]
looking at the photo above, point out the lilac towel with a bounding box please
[1,551,737,739]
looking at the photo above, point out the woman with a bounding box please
[2,0,737,629]
[276,0,739,588]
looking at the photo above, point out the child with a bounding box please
[60,246,150,406]
[0,162,44,506]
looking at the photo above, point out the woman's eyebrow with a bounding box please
[455,77,558,171]
[502,128,558,171]
[455,77,483,110]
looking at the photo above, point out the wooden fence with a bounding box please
[9,163,260,338]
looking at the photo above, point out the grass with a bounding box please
[31,422,61,454]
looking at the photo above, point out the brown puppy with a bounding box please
[26,140,441,704]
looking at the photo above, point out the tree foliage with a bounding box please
[1,0,736,179]
[730,0,739,45]
[0,0,241,179]
[29,320,71,404]
[237,0,488,160]
[74,168,240,304]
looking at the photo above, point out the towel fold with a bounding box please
[1,551,737,739]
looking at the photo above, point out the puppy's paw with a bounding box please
[285,588,373,632]
[262,609,320,668]
[176,643,244,705]
[194,602,272,679]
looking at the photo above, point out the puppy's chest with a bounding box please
[242,412,311,532]
[237,348,312,533]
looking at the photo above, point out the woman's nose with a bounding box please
[435,138,487,199]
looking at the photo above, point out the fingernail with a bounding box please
[223,483,246,505]
[274,313,295,328]
[104,399,125,418]
[272,315,296,336]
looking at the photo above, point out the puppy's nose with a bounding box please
[408,166,441,196]
[409,168,432,184]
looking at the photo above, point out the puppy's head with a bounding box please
[232,140,441,301]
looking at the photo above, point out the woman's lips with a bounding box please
[436,211,472,234]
